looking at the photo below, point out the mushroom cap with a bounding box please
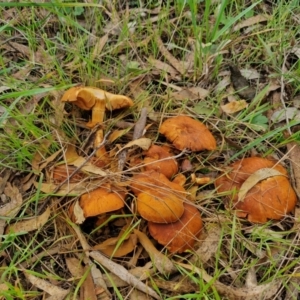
[143,145,178,179]
[215,157,297,223]
[148,203,203,253]
[61,86,133,111]
[159,116,216,151]
[80,186,125,217]
[130,170,186,196]
[137,190,185,223]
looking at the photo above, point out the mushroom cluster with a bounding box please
[58,84,298,257]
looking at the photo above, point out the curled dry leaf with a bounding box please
[65,257,84,278]
[6,207,51,234]
[116,138,152,154]
[93,234,137,258]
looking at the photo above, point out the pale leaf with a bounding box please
[233,15,269,31]
[221,100,248,114]
[73,201,86,224]
[71,156,107,176]
[134,229,175,276]
[116,138,152,154]
[108,129,130,143]
[6,207,51,234]
[81,266,97,300]
[24,271,69,298]
[245,267,257,288]
[65,257,84,278]
[89,250,160,300]
[1,183,23,217]
[238,168,285,202]
[271,107,300,123]
[193,224,222,264]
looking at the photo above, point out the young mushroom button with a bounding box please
[159,116,216,151]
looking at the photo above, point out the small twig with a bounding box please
[37,131,110,214]
[118,108,148,172]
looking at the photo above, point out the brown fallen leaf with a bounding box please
[177,262,281,300]
[65,257,84,278]
[93,234,137,258]
[116,138,152,154]
[6,207,51,234]
[134,229,175,276]
[24,271,70,299]
[221,100,248,114]
[192,224,222,264]
[156,34,186,75]
[233,14,270,32]
[170,86,209,101]
[81,265,97,300]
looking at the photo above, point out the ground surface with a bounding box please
[1,1,300,299]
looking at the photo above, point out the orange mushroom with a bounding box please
[143,145,178,179]
[79,185,125,218]
[130,170,186,196]
[61,86,134,128]
[159,116,216,151]
[148,203,203,253]
[215,157,297,223]
[137,190,184,223]
[130,171,186,223]
[61,86,133,159]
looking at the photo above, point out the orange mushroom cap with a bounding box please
[215,157,297,223]
[80,186,125,218]
[143,145,178,179]
[148,203,203,253]
[159,116,216,151]
[137,190,184,223]
[61,86,134,128]
[130,170,186,196]
[130,171,186,223]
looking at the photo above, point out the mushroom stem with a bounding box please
[94,129,108,159]
[87,99,106,128]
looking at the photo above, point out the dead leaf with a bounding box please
[148,56,180,79]
[108,129,130,143]
[1,183,23,218]
[170,87,209,101]
[192,224,222,264]
[238,168,285,202]
[89,250,160,300]
[103,273,128,288]
[70,157,108,176]
[271,107,300,123]
[92,34,109,61]
[93,234,137,257]
[233,15,270,31]
[178,262,281,300]
[65,257,84,278]
[156,35,186,75]
[72,201,86,224]
[116,138,152,154]
[134,229,175,276]
[6,207,51,234]
[221,100,248,114]
[81,265,97,300]
[24,271,70,299]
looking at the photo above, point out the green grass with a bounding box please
[1,0,300,299]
